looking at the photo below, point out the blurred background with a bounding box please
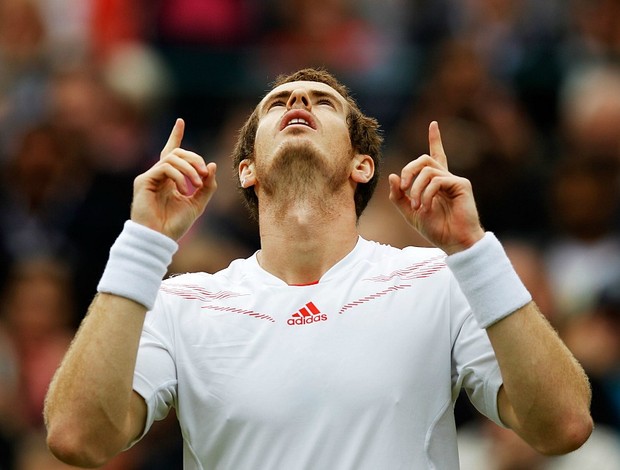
[0,0,620,468]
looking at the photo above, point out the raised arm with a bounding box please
[44,119,217,467]
[388,121,592,454]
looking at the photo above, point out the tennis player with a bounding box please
[45,68,592,469]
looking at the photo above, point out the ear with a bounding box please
[350,154,374,184]
[238,159,256,188]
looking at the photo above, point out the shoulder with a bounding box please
[344,238,450,287]
[163,256,253,285]
[158,256,255,300]
[359,237,446,265]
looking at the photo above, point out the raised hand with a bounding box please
[388,121,484,254]
[131,119,218,240]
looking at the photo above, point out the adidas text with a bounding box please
[287,314,328,326]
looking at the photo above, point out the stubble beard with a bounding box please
[257,141,352,217]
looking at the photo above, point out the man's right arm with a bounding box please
[44,119,217,467]
[44,293,148,467]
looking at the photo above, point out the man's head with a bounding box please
[232,68,383,220]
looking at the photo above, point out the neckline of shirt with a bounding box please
[247,236,368,287]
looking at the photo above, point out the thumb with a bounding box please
[191,162,218,211]
[388,173,414,218]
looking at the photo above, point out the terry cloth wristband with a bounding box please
[97,220,178,310]
[446,232,532,329]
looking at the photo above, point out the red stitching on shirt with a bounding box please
[161,284,247,301]
[161,284,275,322]
[201,305,275,322]
[338,284,411,314]
[364,256,446,282]
[339,257,447,315]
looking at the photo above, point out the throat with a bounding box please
[265,193,341,228]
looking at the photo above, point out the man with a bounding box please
[44,68,592,469]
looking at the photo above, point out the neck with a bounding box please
[257,194,359,285]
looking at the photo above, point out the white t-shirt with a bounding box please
[133,237,504,469]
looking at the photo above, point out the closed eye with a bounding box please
[317,98,335,107]
[268,100,286,109]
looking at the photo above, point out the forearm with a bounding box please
[44,293,147,466]
[45,220,177,465]
[487,302,593,454]
[446,232,592,454]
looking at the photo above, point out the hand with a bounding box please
[388,121,484,254]
[131,119,217,240]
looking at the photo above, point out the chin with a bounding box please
[258,142,348,197]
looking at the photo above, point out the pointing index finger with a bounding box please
[429,121,448,170]
[161,118,185,159]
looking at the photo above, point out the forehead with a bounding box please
[260,80,347,106]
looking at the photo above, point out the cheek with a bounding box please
[329,120,353,147]
[326,124,354,159]
[253,118,280,158]
[253,123,268,155]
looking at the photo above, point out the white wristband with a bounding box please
[446,232,532,329]
[97,220,178,310]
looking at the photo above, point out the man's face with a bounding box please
[250,80,354,198]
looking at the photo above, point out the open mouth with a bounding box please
[280,110,316,131]
[285,118,311,128]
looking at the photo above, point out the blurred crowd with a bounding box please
[1,0,620,468]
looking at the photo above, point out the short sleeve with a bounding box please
[450,277,506,427]
[129,296,178,445]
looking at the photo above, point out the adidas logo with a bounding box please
[287,301,328,326]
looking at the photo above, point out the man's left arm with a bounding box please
[389,121,593,455]
[487,302,593,455]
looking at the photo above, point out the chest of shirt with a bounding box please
[164,272,454,423]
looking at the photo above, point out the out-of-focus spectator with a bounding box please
[562,274,620,431]
[147,0,264,139]
[155,0,259,46]
[390,39,548,238]
[0,0,51,161]
[0,257,148,469]
[544,61,620,319]
[36,0,93,66]
[0,123,88,285]
[90,0,145,62]
[0,322,19,469]
[560,63,620,162]
[561,0,620,66]
[0,258,74,428]
[259,0,383,75]
[458,418,620,470]
[544,156,620,319]
[443,0,566,80]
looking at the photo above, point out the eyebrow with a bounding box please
[260,88,344,113]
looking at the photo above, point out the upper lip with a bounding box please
[279,109,317,131]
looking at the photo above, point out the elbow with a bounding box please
[535,411,594,456]
[46,420,114,468]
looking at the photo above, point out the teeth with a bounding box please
[287,118,310,127]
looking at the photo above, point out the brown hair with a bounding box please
[231,68,383,220]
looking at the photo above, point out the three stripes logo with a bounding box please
[287,301,328,326]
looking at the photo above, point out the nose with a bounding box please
[286,88,312,110]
